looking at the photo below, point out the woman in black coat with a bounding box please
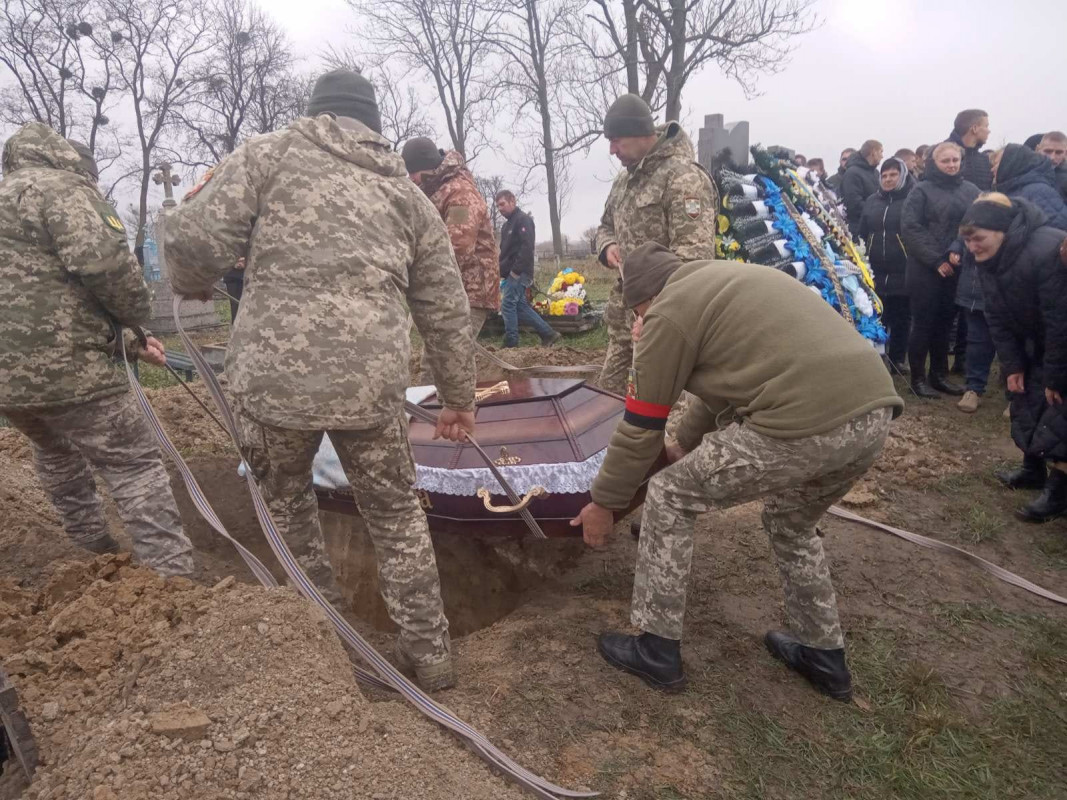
[901,141,981,397]
[860,157,914,373]
[961,194,1067,522]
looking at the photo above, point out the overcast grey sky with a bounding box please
[259,0,1066,241]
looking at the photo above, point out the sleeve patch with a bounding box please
[684,196,702,219]
[183,167,214,201]
[92,200,125,233]
[446,205,470,225]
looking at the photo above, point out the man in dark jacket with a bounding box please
[961,195,1067,522]
[841,140,882,236]
[826,148,855,193]
[949,109,992,191]
[496,190,558,348]
[994,144,1067,230]
[860,157,914,373]
[1036,132,1067,202]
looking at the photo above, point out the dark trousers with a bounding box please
[962,308,994,394]
[952,309,968,367]
[881,296,911,365]
[908,275,957,379]
[223,275,244,325]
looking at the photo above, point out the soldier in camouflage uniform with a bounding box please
[164,70,477,692]
[572,243,903,700]
[595,94,719,395]
[401,138,499,382]
[0,123,194,577]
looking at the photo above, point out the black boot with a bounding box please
[994,456,1047,490]
[929,373,965,396]
[911,378,941,399]
[1017,469,1067,523]
[82,534,120,555]
[764,631,852,702]
[596,631,687,692]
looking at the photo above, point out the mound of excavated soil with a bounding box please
[0,556,527,800]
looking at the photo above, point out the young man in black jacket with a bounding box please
[495,190,559,348]
[841,140,883,236]
[949,109,993,191]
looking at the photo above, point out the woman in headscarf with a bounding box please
[901,141,981,397]
[960,193,1067,522]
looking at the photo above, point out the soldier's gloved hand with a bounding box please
[434,408,475,442]
[570,502,614,549]
[138,336,168,367]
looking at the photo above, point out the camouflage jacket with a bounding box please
[596,123,719,269]
[165,115,476,430]
[0,123,149,410]
[419,151,500,311]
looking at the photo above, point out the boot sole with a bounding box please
[596,640,688,693]
[764,640,853,702]
[1015,508,1067,524]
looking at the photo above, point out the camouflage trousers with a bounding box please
[2,391,194,576]
[241,415,451,666]
[417,307,490,385]
[596,281,632,395]
[633,407,893,649]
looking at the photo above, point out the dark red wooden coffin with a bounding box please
[315,378,665,537]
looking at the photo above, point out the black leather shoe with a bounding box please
[597,632,687,692]
[82,535,120,555]
[764,631,852,702]
[995,456,1047,490]
[911,379,941,399]
[929,374,965,396]
[1017,469,1067,523]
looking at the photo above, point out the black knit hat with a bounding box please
[623,242,684,307]
[67,138,98,181]
[603,94,656,139]
[401,137,444,174]
[307,69,382,134]
[960,197,1018,232]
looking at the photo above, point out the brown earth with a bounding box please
[2,349,1066,799]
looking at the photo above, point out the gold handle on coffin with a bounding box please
[476,486,547,513]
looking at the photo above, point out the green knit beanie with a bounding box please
[307,69,382,134]
[401,137,444,174]
[604,93,656,139]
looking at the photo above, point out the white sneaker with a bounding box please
[958,391,980,413]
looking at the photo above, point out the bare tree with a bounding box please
[174,0,303,168]
[0,0,123,151]
[585,0,817,121]
[347,0,503,159]
[320,45,433,150]
[101,0,213,249]
[582,225,598,254]
[492,0,600,256]
[474,173,505,237]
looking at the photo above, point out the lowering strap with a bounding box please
[475,342,601,375]
[118,297,596,800]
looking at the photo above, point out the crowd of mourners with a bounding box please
[796,110,1067,524]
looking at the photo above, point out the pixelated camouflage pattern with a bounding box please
[418,150,500,311]
[631,407,891,647]
[3,392,194,577]
[418,307,490,385]
[164,115,476,430]
[594,123,719,394]
[241,415,451,665]
[0,123,151,409]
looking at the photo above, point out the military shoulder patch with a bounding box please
[446,205,470,225]
[684,196,702,220]
[183,167,214,201]
[92,200,125,233]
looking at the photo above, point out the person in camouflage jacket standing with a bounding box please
[595,94,718,395]
[402,139,499,381]
[165,70,476,692]
[0,123,193,577]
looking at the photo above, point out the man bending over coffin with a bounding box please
[571,242,903,701]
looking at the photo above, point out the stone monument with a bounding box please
[146,163,219,333]
[697,114,750,172]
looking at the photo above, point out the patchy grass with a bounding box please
[961,507,1006,544]
[711,621,1067,800]
[135,362,181,389]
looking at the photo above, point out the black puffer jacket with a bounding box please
[977,200,1067,459]
[840,151,880,233]
[948,130,993,191]
[858,162,914,297]
[995,144,1067,230]
[901,159,980,290]
[1055,163,1067,203]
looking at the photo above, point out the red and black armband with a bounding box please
[623,397,671,431]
